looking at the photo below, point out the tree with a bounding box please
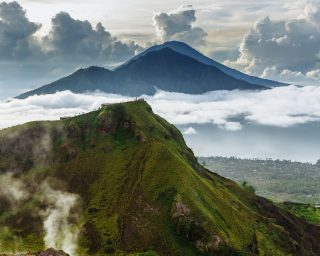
[241,181,256,194]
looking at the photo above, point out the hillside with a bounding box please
[199,157,320,204]
[0,248,69,256]
[17,44,267,99]
[280,202,320,225]
[0,101,320,255]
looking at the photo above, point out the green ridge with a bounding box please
[0,101,319,255]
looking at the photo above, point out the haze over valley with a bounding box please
[2,85,320,162]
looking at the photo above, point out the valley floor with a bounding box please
[199,156,320,224]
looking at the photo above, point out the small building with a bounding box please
[315,204,320,208]
[60,116,71,120]
[134,97,145,102]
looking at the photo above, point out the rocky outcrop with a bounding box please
[0,248,69,256]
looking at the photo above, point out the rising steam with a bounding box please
[0,173,29,210]
[39,183,80,256]
[0,174,81,256]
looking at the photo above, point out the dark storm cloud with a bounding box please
[43,12,141,63]
[0,1,41,60]
[0,1,141,64]
[153,5,207,46]
[0,1,143,97]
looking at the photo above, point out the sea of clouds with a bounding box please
[1,85,320,131]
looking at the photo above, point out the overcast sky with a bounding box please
[0,0,319,98]
[1,0,320,161]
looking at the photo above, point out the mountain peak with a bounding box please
[162,40,190,48]
[115,45,266,93]
[133,41,285,87]
[76,65,109,74]
[1,100,320,255]
[17,41,280,99]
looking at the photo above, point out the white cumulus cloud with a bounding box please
[153,5,207,46]
[1,86,320,132]
[183,127,198,135]
[228,1,320,85]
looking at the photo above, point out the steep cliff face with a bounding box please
[0,101,319,256]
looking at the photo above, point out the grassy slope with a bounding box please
[280,202,320,225]
[0,101,320,255]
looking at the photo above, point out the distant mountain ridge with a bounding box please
[17,41,282,99]
[122,41,286,88]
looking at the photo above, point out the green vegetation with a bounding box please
[0,101,320,255]
[280,202,320,225]
[241,181,256,194]
[199,156,320,204]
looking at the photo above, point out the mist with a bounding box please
[0,175,81,256]
[181,123,320,163]
[1,85,320,161]
[0,173,30,211]
[39,183,81,256]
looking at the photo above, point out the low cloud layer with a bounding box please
[1,86,320,131]
[228,1,320,85]
[153,5,207,46]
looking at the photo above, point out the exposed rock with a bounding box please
[98,110,117,133]
[196,235,223,252]
[34,248,69,256]
[172,201,191,218]
[0,248,69,256]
